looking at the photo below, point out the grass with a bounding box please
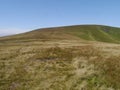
[64,25,120,43]
[0,40,120,90]
[0,24,120,90]
[0,25,120,43]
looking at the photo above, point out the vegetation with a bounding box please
[0,25,120,90]
[0,25,120,43]
[0,40,120,90]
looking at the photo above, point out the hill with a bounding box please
[0,25,120,43]
[0,25,120,90]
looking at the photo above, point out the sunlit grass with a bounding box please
[0,42,120,90]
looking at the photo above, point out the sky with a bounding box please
[0,0,120,35]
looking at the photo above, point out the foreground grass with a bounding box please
[0,42,120,90]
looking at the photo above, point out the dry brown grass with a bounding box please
[0,40,120,90]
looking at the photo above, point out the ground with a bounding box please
[0,39,120,90]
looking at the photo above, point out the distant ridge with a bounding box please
[0,25,120,43]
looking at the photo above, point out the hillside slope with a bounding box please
[0,25,120,90]
[0,25,120,43]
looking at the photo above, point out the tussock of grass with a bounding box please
[96,56,120,89]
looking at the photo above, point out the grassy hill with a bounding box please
[0,25,120,43]
[0,25,120,90]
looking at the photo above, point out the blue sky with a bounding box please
[0,0,120,35]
